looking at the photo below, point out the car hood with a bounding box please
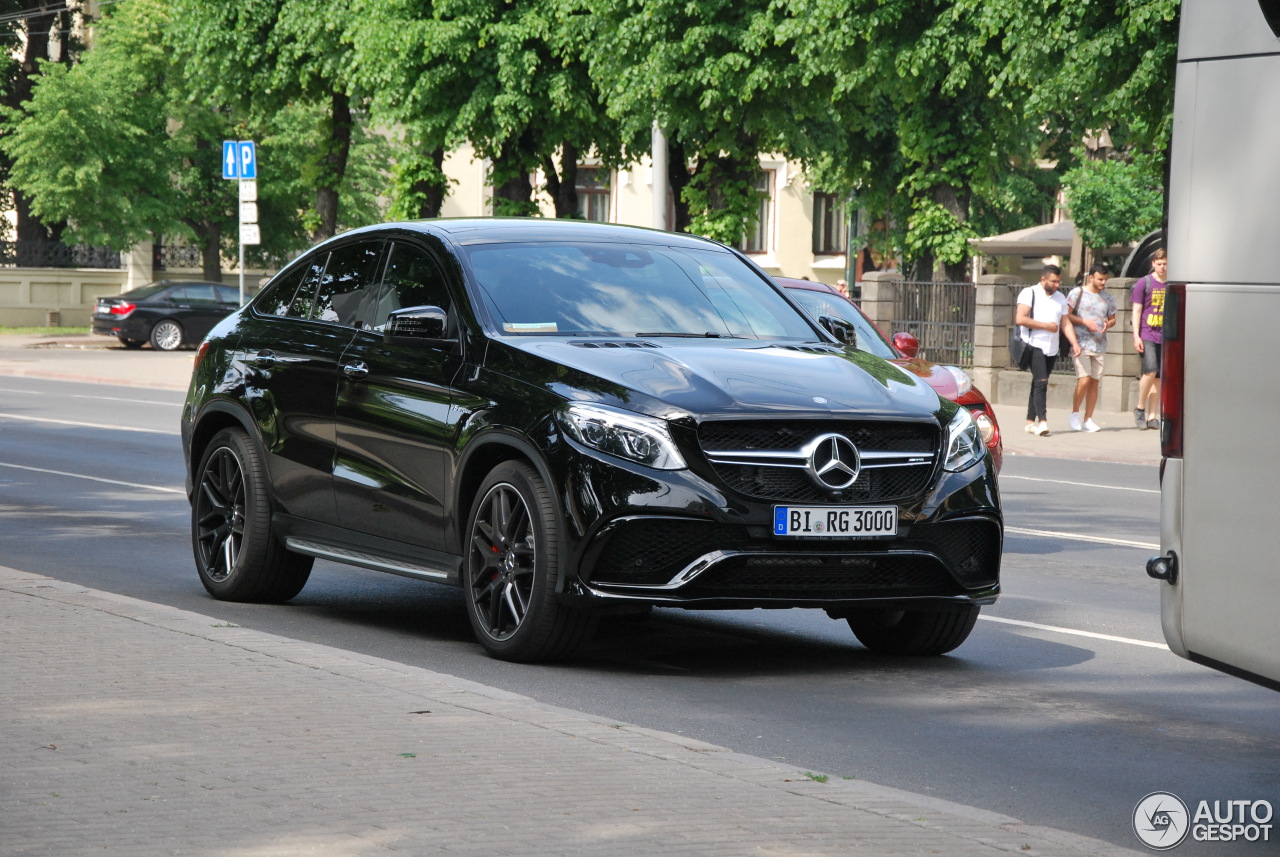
[498,338,946,420]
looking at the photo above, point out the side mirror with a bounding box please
[384,305,451,346]
[892,331,920,358]
[819,315,857,348]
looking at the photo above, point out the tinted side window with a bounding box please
[256,259,323,318]
[367,242,452,331]
[313,241,385,327]
[170,284,219,303]
[214,285,242,305]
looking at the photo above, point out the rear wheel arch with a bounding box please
[188,403,268,494]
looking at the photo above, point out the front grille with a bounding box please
[679,553,958,600]
[697,419,938,503]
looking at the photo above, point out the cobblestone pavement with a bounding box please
[0,568,1143,857]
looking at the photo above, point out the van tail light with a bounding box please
[1160,282,1185,459]
[109,302,136,316]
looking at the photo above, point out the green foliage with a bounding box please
[0,0,224,250]
[1063,153,1163,251]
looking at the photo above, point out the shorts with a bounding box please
[1073,350,1105,380]
[1139,341,1162,377]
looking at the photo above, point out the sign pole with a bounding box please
[223,139,259,305]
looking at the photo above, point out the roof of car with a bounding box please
[331,218,728,250]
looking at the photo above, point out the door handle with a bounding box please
[343,361,369,379]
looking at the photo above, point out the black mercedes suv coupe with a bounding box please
[182,219,1002,662]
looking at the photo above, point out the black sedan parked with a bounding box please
[182,219,1002,663]
[92,280,242,350]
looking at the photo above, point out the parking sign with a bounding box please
[222,140,258,179]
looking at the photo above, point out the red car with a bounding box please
[778,277,1002,472]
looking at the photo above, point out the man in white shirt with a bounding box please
[1014,264,1079,436]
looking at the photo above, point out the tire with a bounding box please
[463,461,597,662]
[845,605,979,656]
[150,319,184,351]
[191,427,312,603]
[117,336,144,349]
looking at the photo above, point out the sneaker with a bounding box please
[1034,421,1049,436]
[1025,422,1037,435]
[1147,418,1161,431]
[1083,418,1101,432]
[1069,412,1083,432]
[1134,408,1146,428]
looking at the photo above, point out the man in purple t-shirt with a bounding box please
[1130,249,1167,430]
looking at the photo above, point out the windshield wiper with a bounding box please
[634,331,740,338]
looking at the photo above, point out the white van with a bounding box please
[1149,0,1280,690]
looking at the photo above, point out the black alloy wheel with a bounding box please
[844,605,980,656]
[464,461,596,662]
[192,428,312,602]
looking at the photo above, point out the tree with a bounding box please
[582,0,836,242]
[0,0,235,278]
[1063,151,1163,254]
[347,0,627,219]
[167,0,374,241]
[0,0,88,247]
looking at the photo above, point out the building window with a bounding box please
[576,166,611,222]
[812,193,848,255]
[738,170,774,254]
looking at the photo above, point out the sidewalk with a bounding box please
[0,567,1142,857]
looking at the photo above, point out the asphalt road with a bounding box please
[1,374,1276,855]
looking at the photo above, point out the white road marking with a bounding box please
[1005,525,1159,551]
[0,412,179,435]
[0,386,182,407]
[0,461,185,495]
[980,614,1168,650]
[1000,474,1158,494]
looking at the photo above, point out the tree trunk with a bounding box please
[667,140,692,233]
[542,142,579,219]
[313,90,353,242]
[933,183,971,282]
[411,148,448,219]
[490,130,537,217]
[197,223,223,283]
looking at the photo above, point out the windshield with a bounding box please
[464,242,818,340]
[120,283,171,300]
[786,288,898,360]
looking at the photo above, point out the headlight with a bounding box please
[558,403,687,470]
[943,406,984,472]
[940,365,973,396]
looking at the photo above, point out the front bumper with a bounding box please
[556,440,1002,611]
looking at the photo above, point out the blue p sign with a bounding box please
[238,141,257,179]
[222,140,258,179]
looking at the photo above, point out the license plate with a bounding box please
[773,505,898,537]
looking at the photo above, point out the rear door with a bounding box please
[167,284,225,342]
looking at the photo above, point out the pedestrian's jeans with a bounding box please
[1026,347,1056,422]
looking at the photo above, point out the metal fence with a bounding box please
[0,240,122,269]
[889,280,976,368]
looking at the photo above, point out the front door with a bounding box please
[333,240,465,555]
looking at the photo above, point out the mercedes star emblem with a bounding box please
[805,433,861,490]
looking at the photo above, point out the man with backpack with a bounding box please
[1130,249,1167,430]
